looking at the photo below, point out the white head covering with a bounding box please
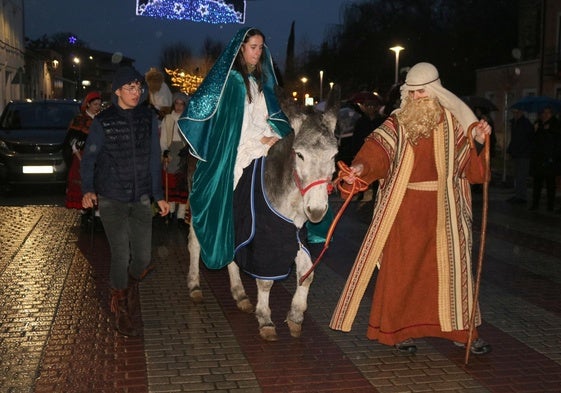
[398,62,477,135]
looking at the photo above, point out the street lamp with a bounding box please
[73,57,81,97]
[319,70,324,102]
[389,46,404,85]
[300,77,308,104]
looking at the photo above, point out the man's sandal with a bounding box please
[454,338,492,355]
[394,338,417,354]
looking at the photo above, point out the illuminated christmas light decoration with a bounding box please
[68,35,77,44]
[165,68,204,95]
[136,0,246,24]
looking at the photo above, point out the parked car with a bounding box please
[0,100,80,191]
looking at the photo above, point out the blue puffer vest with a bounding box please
[94,105,154,202]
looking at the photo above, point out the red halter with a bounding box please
[293,170,333,196]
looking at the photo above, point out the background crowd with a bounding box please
[63,70,561,232]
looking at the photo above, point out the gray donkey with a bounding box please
[187,91,339,341]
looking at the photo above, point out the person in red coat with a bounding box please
[63,91,102,229]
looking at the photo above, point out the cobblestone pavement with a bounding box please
[1,184,560,392]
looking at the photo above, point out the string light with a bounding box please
[136,0,246,24]
[165,68,204,95]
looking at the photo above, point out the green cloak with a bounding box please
[177,27,292,269]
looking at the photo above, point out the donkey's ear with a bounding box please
[321,111,337,135]
[324,85,341,113]
[275,85,296,117]
[322,85,340,134]
[291,113,306,135]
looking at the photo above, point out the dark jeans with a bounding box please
[513,158,530,200]
[531,173,556,210]
[98,196,153,289]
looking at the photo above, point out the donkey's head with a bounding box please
[288,90,339,223]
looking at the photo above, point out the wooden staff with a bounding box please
[89,207,95,256]
[165,171,169,203]
[465,133,490,365]
[164,160,170,224]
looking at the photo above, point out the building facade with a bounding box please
[0,0,25,111]
[2,0,138,108]
[475,0,561,181]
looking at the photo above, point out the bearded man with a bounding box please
[330,62,492,355]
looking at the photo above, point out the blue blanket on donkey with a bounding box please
[234,157,311,280]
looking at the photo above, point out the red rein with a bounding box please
[298,161,369,285]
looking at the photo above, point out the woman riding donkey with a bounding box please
[178,27,338,340]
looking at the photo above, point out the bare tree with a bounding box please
[201,37,224,75]
[302,0,517,97]
[159,42,193,71]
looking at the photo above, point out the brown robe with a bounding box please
[330,109,488,346]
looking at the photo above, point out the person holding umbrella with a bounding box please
[529,106,561,211]
[507,109,534,204]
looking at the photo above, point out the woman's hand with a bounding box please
[474,119,492,144]
[260,135,279,147]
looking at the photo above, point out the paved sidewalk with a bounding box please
[0,183,560,392]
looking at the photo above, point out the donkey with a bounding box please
[186,96,339,341]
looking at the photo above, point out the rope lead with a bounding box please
[299,161,369,285]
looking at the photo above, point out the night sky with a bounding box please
[24,0,346,73]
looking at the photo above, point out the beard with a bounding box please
[396,96,443,145]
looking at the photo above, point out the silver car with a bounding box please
[0,100,80,191]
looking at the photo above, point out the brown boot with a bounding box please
[127,276,140,318]
[127,263,156,317]
[110,289,138,337]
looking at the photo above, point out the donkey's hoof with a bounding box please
[259,325,278,341]
[287,319,302,338]
[189,288,204,304]
[236,297,254,313]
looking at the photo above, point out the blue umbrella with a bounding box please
[510,95,561,113]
